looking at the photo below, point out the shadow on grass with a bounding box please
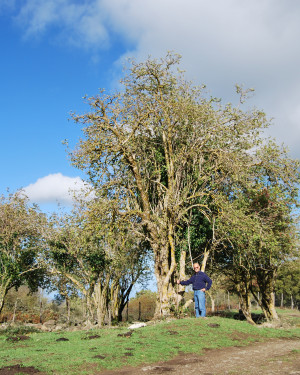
[210,310,265,324]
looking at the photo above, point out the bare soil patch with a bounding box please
[117,331,133,338]
[98,338,300,375]
[56,337,69,342]
[87,335,101,340]
[6,335,30,342]
[0,364,42,375]
[228,330,259,341]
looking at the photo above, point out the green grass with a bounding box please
[0,311,299,375]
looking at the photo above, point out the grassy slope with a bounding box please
[0,310,299,375]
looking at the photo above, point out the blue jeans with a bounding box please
[194,290,206,317]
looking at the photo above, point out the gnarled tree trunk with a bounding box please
[110,281,134,322]
[0,281,10,314]
[85,293,94,324]
[153,236,177,318]
[93,277,110,327]
[256,269,279,321]
[236,281,255,325]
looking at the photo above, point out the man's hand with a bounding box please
[176,280,181,284]
[201,288,206,292]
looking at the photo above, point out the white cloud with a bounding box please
[11,0,300,158]
[101,0,300,156]
[14,0,108,48]
[22,173,91,205]
[106,0,300,158]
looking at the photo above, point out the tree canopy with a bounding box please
[0,193,46,313]
[69,53,299,318]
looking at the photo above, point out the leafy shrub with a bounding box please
[0,324,41,336]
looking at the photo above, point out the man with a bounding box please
[177,263,212,318]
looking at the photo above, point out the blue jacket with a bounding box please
[180,271,212,291]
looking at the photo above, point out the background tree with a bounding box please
[247,143,299,320]
[76,195,151,323]
[0,286,51,324]
[0,193,46,314]
[126,290,157,321]
[47,195,149,325]
[47,206,108,325]
[212,140,299,323]
[212,202,258,324]
[48,273,79,325]
[275,258,300,309]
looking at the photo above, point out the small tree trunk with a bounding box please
[117,297,127,322]
[179,249,187,286]
[82,297,86,321]
[112,283,134,322]
[177,249,187,311]
[12,299,18,323]
[236,281,255,325]
[210,296,215,313]
[66,295,71,325]
[259,290,278,321]
[0,283,9,314]
[291,295,294,309]
[280,293,284,308]
[108,302,112,328]
[201,249,210,272]
[138,302,141,320]
[39,297,43,324]
[86,294,94,324]
[110,284,120,320]
[0,294,5,315]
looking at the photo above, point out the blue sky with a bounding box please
[1,0,299,213]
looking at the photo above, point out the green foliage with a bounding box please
[0,193,47,313]
[127,290,157,321]
[45,195,151,325]
[176,209,212,268]
[134,289,156,299]
[0,324,41,336]
[275,259,300,308]
[0,286,58,324]
[70,53,285,316]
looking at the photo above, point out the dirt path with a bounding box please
[100,338,300,375]
[0,335,299,375]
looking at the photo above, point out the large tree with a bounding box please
[70,53,270,317]
[0,193,46,313]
